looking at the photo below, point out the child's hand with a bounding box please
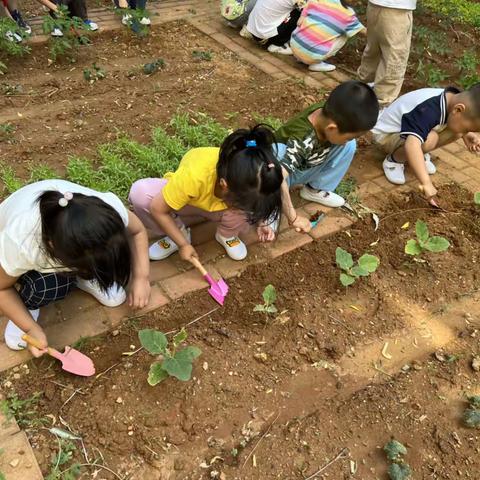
[292,215,311,233]
[419,182,438,199]
[257,225,276,243]
[128,276,151,310]
[25,324,48,358]
[179,244,198,262]
[463,132,480,153]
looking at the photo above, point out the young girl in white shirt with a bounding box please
[0,180,151,356]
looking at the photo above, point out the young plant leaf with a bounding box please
[358,254,380,273]
[468,395,480,408]
[388,463,412,480]
[384,440,407,461]
[262,284,276,306]
[173,328,188,348]
[336,247,354,270]
[340,273,355,286]
[463,408,480,428]
[351,265,369,277]
[138,329,168,355]
[147,362,169,386]
[474,192,480,205]
[163,346,202,381]
[253,304,266,312]
[405,239,422,256]
[265,305,278,314]
[425,236,450,253]
[415,220,429,244]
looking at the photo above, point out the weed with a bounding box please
[253,285,277,314]
[143,58,165,75]
[45,439,82,480]
[0,18,31,68]
[416,59,449,86]
[139,328,202,385]
[29,164,59,183]
[405,220,450,256]
[0,162,23,194]
[384,440,412,480]
[335,176,359,205]
[83,63,106,82]
[463,395,480,428]
[455,51,480,89]
[0,123,15,142]
[423,0,480,28]
[475,192,480,205]
[252,113,283,131]
[336,247,380,287]
[71,336,91,352]
[42,6,90,61]
[0,392,47,429]
[192,50,213,61]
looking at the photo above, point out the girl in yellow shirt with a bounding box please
[129,125,285,262]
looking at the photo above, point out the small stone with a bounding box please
[472,356,480,372]
[435,351,446,362]
[412,361,422,371]
[128,431,134,436]
[203,362,209,371]
[253,353,268,363]
[13,373,21,380]
[116,397,123,404]
[397,271,407,277]
[112,330,120,337]
[130,345,136,350]
[12,366,19,372]
[401,364,411,372]
[9,458,19,468]
[3,381,12,388]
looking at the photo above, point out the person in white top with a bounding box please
[0,180,151,356]
[357,0,417,107]
[246,0,304,55]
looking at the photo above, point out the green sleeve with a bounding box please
[275,103,324,144]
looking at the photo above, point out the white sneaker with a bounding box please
[76,278,126,307]
[367,82,375,88]
[383,155,406,185]
[140,17,151,25]
[122,13,132,25]
[84,19,99,31]
[424,153,436,175]
[299,186,345,207]
[267,43,292,55]
[308,61,336,72]
[51,27,63,37]
[239,25,253,39]
[4,310,40,351]
[215,232,247,261]
[149,227,191,261]
[5,31,23,42]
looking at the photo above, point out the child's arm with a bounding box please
[150,193,198,261]
[0,266,47,357]
[126,212,151,309]
[281,167,311,233]
[404,135,437,198]
[34,0,58,11]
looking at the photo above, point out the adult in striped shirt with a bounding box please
[291,0,365,72]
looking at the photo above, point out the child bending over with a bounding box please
[373,83,480,202]
[0,180,151,356]
[129,125,284,263]
[291,0,365,72]
[275,81,379,209]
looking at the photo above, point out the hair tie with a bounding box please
[58,191,73,207]
[267,163,275,169]
[246,139,257,148]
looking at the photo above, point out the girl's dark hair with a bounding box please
[38,191,131,291]
[217,124,283,225]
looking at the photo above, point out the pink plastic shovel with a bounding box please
[22,334,96,377]
[190,257,229,306]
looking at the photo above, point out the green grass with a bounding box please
[0,392,47,429]
[423,0,480,28]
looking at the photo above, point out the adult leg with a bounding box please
[266,8,300,47]
[65,0,87,19]
[357,2,382,83]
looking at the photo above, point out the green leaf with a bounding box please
[262,284,276,306]
[163,346,202,381]
[388,462,412,480]
[415,220,429,243]
[384,440,408,461]
[405,239,422,256]
[425,236,450,253]
[265,305,278,314]
[358,254,380,273]
[474,192,480,205]
[340,273,355,286]
[173,328,187,348]
[138,329,168,355]
[253,304,266,312]
[147,362,168,386]
[336,247,354,270]
[468,395,480,408]
[463,408,480,428]
[351,265,369,277]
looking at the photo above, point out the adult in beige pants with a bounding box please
[357,0,417,107]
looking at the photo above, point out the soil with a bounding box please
[0,21,320,184]
[2,184,480,479]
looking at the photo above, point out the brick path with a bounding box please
[1,1,480,477]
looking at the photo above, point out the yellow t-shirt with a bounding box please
[162,147,227,212]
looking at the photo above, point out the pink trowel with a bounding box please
[190,257,229,306]
[22,334,96,377]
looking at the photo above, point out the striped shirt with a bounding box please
[291,0,363,63]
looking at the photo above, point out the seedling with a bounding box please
[192,50,213,61]
[138,328,201,385]
[83,63,106,82]
[0,123,15,141]
[253,284,277,314]
[336,247,379,287]
[405,220,450,256]
[45,438,81,480]
[474,192,480,205]
[143,58,165,75]
[384,440,412,480]
[0,392,47,428]
[0,17,31,65]
[463,395,480,428]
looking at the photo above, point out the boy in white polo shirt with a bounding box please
[357,0,416,107]
[372,84,480,203]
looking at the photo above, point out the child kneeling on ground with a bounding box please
[291,0,365,72]
[372,83,480,203]
[0,180,151,356]
[129,125,284,264]
[275,80,379,208]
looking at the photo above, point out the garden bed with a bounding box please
[2,184,480,479]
